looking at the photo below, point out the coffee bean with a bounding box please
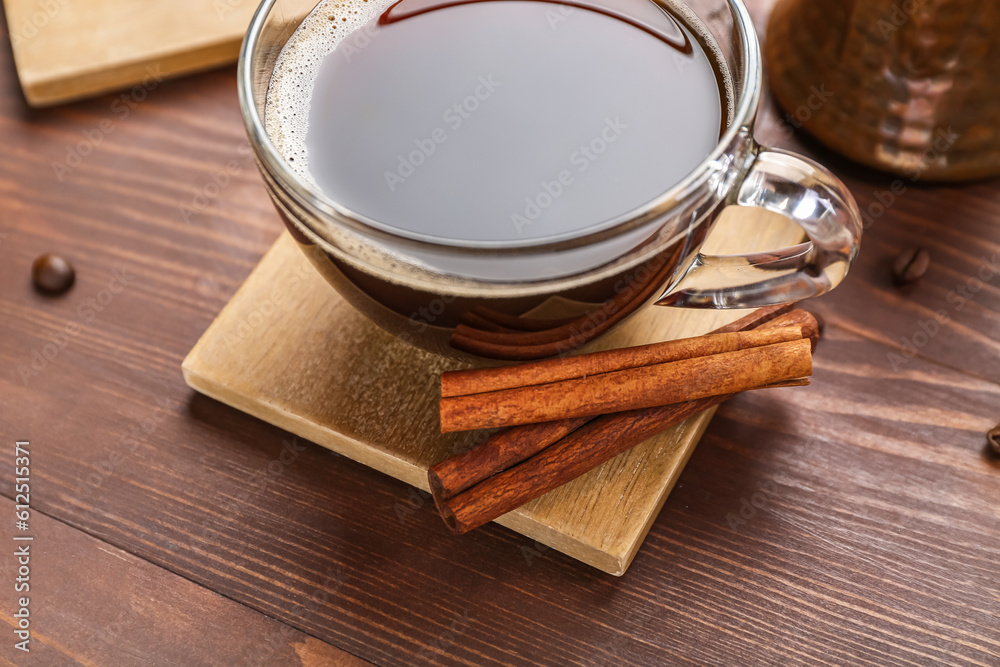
[32,254,75,295]
[892,247,930,286]
[988,425,1000,455]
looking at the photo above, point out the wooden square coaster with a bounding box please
[4,0,256,106]
[183,209,799,574]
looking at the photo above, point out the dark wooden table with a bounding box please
[1,1,998,665]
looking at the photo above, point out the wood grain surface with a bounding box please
[0,498,370,666]
[0,0,998,665]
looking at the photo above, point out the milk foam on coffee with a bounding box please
[266,0,726,244]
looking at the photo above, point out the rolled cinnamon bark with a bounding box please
[430,306,817,500]
[438,397,724,534]
[430,307,822,532]
[442,326,804,398]
[440,338,812,432]
[437,379,810,534]
[428,417,591,501]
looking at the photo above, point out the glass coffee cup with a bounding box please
[238,0,863,361]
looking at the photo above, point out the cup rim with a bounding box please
[238,0,762,254]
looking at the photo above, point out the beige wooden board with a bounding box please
[182,208,803,575]
[4,0,258,106]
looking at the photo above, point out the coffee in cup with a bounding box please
[241,0,862,360]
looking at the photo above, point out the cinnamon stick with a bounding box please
[437,377,812,534]
[440,338,812,432]
[431,304,801,500]
[429,308,821,527]
[428,305,819,490]
[442,326,805,398]
[431,377,808,503]
[428,417,591,500]
[436,398,725,533]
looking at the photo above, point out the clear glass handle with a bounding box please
[657,147,863,308]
